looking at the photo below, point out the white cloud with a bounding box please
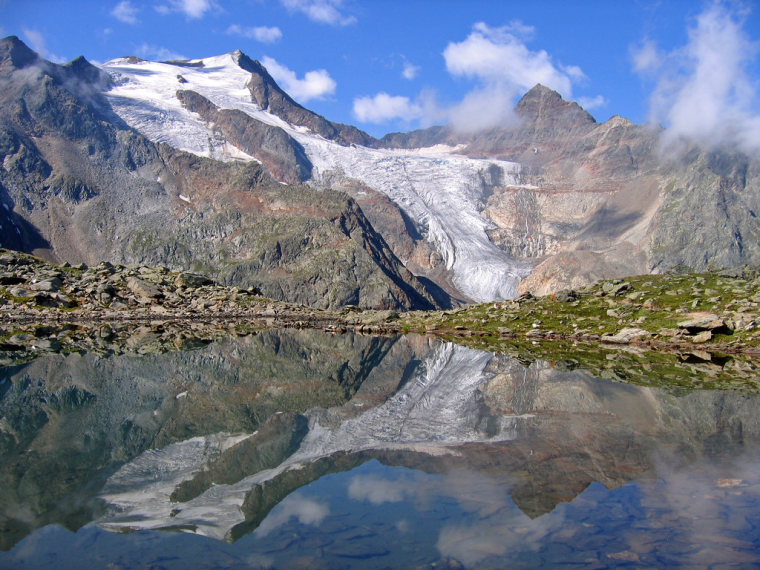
[444,22,576,96]
[22,29,65,63]
[353,21,588,133]
[111,1,139,24]
[353,92,422,123]
[440,21,586,132]
[256,494,329,537]
[577,95,607,110]
[135,43,186,61]
[631,38,663,74]
[634,2,760,152]
[225,24,282,43]
[402,61,420,80]
[279,0,356,26]
[156,0,217,20]
[261,56,336,102]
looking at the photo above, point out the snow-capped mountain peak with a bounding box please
[99,50,532,301]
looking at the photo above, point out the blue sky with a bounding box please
[2,0,760,141]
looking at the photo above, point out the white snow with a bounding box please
[99,51,533,301]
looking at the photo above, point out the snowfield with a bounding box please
[101,52,532,301]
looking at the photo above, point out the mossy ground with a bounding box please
[399,271,760,349]
[392,270,760,391]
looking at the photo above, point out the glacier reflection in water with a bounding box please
[0,329,759,569]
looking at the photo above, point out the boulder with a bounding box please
[126,277,162,299]
[601,328,650,344]
[677,313,732,334]
[30,277,62,292]
[175,273,215,289]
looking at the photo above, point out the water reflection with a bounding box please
[0,329,759,568]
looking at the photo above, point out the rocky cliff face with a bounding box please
[372,84,759,295]
[176,88,312,184]
[0,37,439,310]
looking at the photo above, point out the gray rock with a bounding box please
[126,277,162,299]
[30,277,62,292]
[601,328,650,344]
[677,313,732,334]
[175,273,215,289]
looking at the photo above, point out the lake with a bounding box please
[1,328,759,568]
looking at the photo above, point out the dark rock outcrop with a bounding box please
[176,89,312,183]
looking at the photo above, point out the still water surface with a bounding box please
[1,329,759,568]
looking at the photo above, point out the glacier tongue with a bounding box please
[99,52,533,301]
[299,139,533,301]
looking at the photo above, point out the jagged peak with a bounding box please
[64,55,113,87]
[516,83,596,127]
[0,35,40,70]
[519,83,563,102]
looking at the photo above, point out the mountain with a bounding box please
[0,36,439,310]
[1,36,759,305]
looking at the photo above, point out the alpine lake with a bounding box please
[1,325,760,569]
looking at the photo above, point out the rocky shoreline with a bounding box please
[2,249,760,381]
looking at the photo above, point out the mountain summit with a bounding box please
[515,84,596,130]
[0,35,39,71]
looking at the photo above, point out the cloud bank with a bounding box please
[156,0,217,20]
[353,93,422,123]
[22,29,65,63]
[634,1,760,153]
[353,21,595,132]
[135,43,186,61]
[261,56,336,102]
[402,61,420,80]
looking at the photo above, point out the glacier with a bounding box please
[101,52,533,301]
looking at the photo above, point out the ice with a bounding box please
[299,138,533,301]
[99,51,533,301]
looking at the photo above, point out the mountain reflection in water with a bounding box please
[0,329,759,568]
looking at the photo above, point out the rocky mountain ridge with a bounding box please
[1,36,759,306]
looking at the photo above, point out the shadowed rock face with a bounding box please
[176,89,312,184]
[0,37,439,309]
[0,36,39,72]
